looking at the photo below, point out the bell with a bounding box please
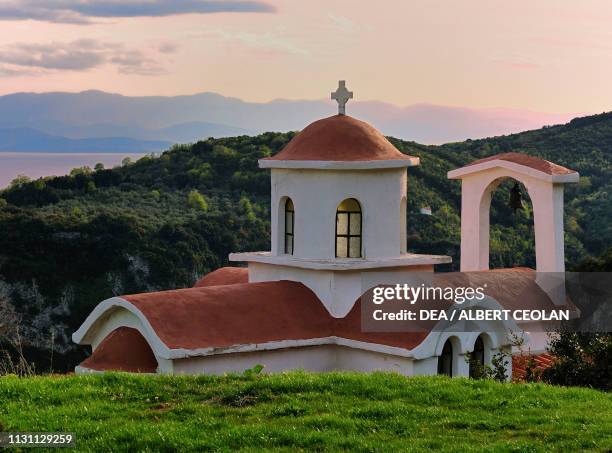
[509,182,524,212]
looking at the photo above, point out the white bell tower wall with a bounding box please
[448,158,579,273]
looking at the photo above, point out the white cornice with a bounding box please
[259,158,420,170]
[229,251,451,270]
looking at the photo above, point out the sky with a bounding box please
[0,0,611,113]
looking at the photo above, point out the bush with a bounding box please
[465,351,509,382]
[542,332,611,391]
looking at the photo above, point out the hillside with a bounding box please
[1,373,610,451]
[0,112,610,371]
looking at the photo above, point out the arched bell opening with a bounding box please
[486,177,535,269]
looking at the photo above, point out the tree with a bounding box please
[9,174,31,189]
[70,166,92,176]
[542,332,611,390]
[94,163,105,172]
[122,157,133,167]
[187,190,209,212]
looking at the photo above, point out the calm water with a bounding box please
[0,152,146,189]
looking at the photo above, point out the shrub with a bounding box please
[523,356,542,383]
[542,332,611,391]
[465,351,509,383]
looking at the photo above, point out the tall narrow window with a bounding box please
[284,198,294,255]
[336,198,362,258]
[437,340,453,376]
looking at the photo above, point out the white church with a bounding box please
[73,82,579,378]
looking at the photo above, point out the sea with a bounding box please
[0,152,147,189]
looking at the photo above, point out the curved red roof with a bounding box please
[335,299,430,349]
[123,281,333,350]
[465,152,575,175]
[194,267,248,288]
[115,280,432,352]
[81,327,158,373]
[77,270,574,370]
[263,115,415,162]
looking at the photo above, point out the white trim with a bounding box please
[72,296,173,359]
[259,158,420,170]
[75,365,156,375]
[75,365,104,375]
[178,336,420,359]
[229,251,451,270]
[447,159,579,183]
[165,337,337,359]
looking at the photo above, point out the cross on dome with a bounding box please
[331,80,353,115]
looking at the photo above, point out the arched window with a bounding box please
[469,336,485,378]
[335,198,362,258]
[437,340,453,376]
[284,198,294,254]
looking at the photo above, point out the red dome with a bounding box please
[263,115,415,162]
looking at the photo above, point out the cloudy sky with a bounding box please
[0,0,611,112]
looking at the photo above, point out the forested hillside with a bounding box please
[0,113,610,371]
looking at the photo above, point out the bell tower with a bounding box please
[448,152,579,273]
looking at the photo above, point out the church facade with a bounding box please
[73,82,579,378]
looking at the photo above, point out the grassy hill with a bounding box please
[0,372,611,452]
[0,113,610,371]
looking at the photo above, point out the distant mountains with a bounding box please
[0,127,170,153]
[0,90,580,152]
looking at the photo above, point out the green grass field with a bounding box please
[0,372,610,452]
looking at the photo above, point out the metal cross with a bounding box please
[331,80,353,115]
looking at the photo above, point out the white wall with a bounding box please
[335,347,414,374]
[172,345,415,376]
[248,262,433,318]
[173,345,336,375]
[270,168,407,260]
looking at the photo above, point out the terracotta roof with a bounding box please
[263,115,415,162]
[80,327,158,373]
[487,267,534,273]
[78,270,575,370]
[335,299,429,349]
[123,281,333,350]
[84,275,431,355]
[437,271,561,311]
[464,152,576,175]
[194,267,248,288]
[512,353,555,381]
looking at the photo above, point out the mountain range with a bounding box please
[0,90,580,152]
